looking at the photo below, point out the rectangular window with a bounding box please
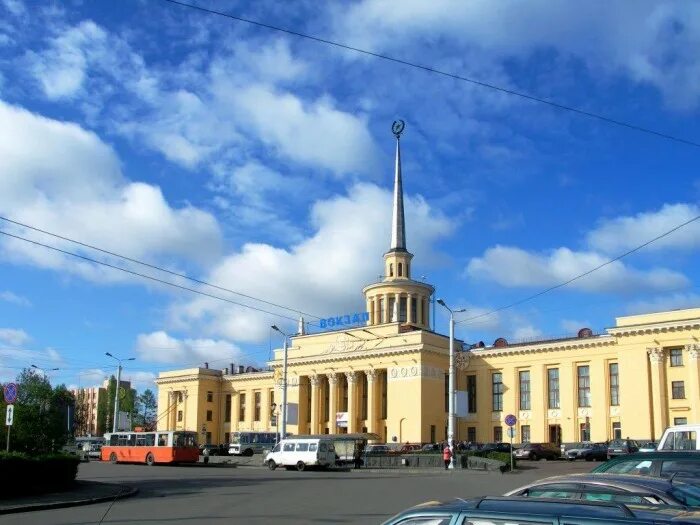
[361,375,368,420]
[494,426,503,442]
[206,391,213,403]
[467,427,476,442]
[521,425,531,443]
[239,393,246,422]
[670,348,684,367]
[548,368,560,409]
[206,431,211,444]
[612,422,622,440]
[323,382,329,422]
[519,370,531,410]
[577,365,591,407]
[410,299,417,323]
[254,391,261,421]
[492,372,503,411]
[399,297,407,322]
[381,371,387,419]
[306,383,312,423]
[342,377,348,412]
[672,381,686,399]
[580,421,590,442]
[444,373,449,412]
[206,410,213,422]
[675,417,688,425]
[609,363,619,406]
[177,410,183,422]
[430,425,436,443]
[225,394,232,423]
[467,375,477,413]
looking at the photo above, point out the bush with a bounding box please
[0,452,80,497]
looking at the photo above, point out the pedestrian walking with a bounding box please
[442,443,452,470]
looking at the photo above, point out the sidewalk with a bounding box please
[0,481,138,515]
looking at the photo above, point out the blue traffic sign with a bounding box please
[3,383,17,404]
[504,413,517,427]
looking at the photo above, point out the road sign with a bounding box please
[504,414,517,427]
[3,383,17,404]
[507,427,517,439]
[5,404,14,426]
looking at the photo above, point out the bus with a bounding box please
[228,431,278,456]
[101,431,199,465]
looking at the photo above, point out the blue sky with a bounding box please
[1,0,699,392]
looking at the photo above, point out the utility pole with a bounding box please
[105,353,135,433]
[271,326,290,442]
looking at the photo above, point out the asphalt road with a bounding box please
[3,459,592,525]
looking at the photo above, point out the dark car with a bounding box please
[381,496,700,525]
[514,443,560,461]
[481,442,512,454]
[593,451,700,480]
[505,473,700,508]
[608,438,640,459]
[199,444,220,456]
[584,442,609,462]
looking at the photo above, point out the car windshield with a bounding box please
[230,434,241,444]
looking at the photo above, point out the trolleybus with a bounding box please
[101,430,198,465]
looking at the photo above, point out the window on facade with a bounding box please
[361,375,368,420]
[225,394,232,423]
[323,382,329,422]
[207,391,213,403]
[381,371,387,419]
[177,410,183,422]
[467,427,476,442]
[467,375,477,413]
[519,370,531,410]
[399,297,407,322]
[672,381,686,399]
[521,425,531,443]
[389,263,394,277]
[305,383,312,423]
[580,421,590,442]
[410,298,417,323]
[577,365,591,407]
[430,425,436,443]
[398,263,403,277]
[254,391,261,421]
[609,363,619,406]
[494,426,503,442]
[492,373,503,412]
[206,410,213,422]
[341,376,348,412]
[178,392,183,403]
[444,373,449,412]
[239,393,246,421]
[612,422,622,440]
[548,368,560,409]
[675,417,688,426]
[671,348,684,367]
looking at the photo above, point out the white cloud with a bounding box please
[0,291,30,306]
[169,183,453,343]
[0,100,223,279]
[587,203,700,254]
[466,245,688,294]
[123,370,156,391]
[561,319,591,335]
[0,327,30,346]
[512,324,543,342]
[2,0,25,16]
[626,292,700,315]
[335,1,700,109]
[135,331,244,366]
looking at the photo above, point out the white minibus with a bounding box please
[265,437,336,471]
[658,424,700,451]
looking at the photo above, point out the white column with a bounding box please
[327,373,338,434]
[310,375,321,435]
[407,293,414,323]
[393,293,400,322]
[346,372,358,433]
[648,347,668,439]
[366,369,378,435]
[687,345,700,423]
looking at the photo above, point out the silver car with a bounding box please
[505,473,700,508]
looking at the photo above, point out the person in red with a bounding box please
[442,443,452,470]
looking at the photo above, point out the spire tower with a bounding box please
[390,128,407,252]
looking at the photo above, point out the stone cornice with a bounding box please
[267,343,429,368]
[228,372,274,384]
[608,319,700,337]
[155,375,211,386]
[473,336,616,358]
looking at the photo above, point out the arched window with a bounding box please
[389,264,394,277]
[398,263,403,277]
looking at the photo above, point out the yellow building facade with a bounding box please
[155,126,700,446]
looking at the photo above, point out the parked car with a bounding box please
[265,437,336,471]
[481,442,512,454]
[87,443,102,459]
[640,441,660,453]
[199,444,221,456]
[421,443,440,452]
[364,444,392,455]
[505,473,700,508]
[565,442,594,460]
[381,496,700,525]
[565,442,607,461]
[592,451,700,480]
[608,438,640,459]
[398,443,421,453]
[514,443,560,461]
[659,425,700,452]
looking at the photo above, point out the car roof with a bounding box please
[395,497,700,521]
[514,472,680,491]
[607,451,700,461]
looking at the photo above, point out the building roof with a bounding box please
[389,129,407,253]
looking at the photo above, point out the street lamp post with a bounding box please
[105,353,135,433]
[271,325,290,442]
[30,364,59,378]
[437,299,465,470]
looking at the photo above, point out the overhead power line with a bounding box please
[161,0,700,150]
[455,213,700,326]
[0,215,321,321]
[0,229,303,323]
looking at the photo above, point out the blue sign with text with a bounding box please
[320,312,369,329]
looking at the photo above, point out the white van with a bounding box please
[265,437,336,471]
[658,424,700,451]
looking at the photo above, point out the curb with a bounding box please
[0,485,139,515]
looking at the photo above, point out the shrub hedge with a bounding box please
[0,452,80,497]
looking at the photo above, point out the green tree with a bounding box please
[138,389,157,431]
[0,369,74,454]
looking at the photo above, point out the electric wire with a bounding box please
[0,215,322,321]
[160,0,700,150]
[455,213,700,326]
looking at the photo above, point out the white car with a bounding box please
[265,437,336,471]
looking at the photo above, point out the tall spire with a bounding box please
[390,120,407,252]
